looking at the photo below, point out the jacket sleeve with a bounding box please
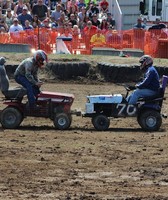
[136,69,153,89]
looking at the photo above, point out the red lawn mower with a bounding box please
[0,87,75,130]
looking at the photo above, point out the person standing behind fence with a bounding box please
[90,28,106,47]
[9,17,23,32]
[83,20,97,51]
[9,18,23,42]
[133,17,146,50]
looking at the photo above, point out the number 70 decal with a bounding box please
[116,104,137,116]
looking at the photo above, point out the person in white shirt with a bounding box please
[9,18,23,33]
[9,18,23,42]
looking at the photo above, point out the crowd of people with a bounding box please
[0,0,117,49]
[1,0,168,54]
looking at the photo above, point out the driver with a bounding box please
[14,50,48,111]
[127,55,160,104]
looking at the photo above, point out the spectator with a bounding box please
[0,0,11,13]
[0,7,5,21]
[50,4,62,28]
[9,18,23,42]
[50,0,57,10]
[83,20,97,37]
[24,20,37,48]
[69,13,78,26]
[82,15,90,29]
[14,0,26,16]
[18,6,33,28]
[61,24,72,37]
[60,0,66,11]
[78,6,86,29]
[87,1,99,19]
[67,21,73,33]
[41,17,50,28]
[32,0,49,21]
[133,17,146,50]
[105,25,113,42]
[90,28,106,47]
[5,8,14,28]
[0,18,9,32]
[83,20,97,49]
[24,19,33,30]
[57,12,67,29]
[106,12,115,29]
[67,0,78,14]
[29,0,37,9]
[67,2,78,19]
[99,0,109,14]
[106,27,121,48]
[100,16,108,33]
[91,13,100,28]
[77,0,86,11]
[31,14,41,28]
[9,17,23,32]
[148,18,167,30]
[72,24,80,36]
[44,0,51,8]
[0,27,9,43]
[133,17,146,29]
[71,24,81,50]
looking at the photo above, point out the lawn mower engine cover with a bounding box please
[85,94,123,114]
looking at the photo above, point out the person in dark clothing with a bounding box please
[87,1,99,19]
[139,0,145,15]
[127,55,160,104]
[148,18,166,30]
[91,13,100,28]
[32,0,49,21]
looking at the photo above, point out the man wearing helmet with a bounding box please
[127,55,160,104]
[14,50,48,111]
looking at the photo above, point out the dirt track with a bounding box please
[1,81,168,200]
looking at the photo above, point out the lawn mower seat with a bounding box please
[0,57,27,100]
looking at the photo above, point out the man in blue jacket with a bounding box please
[127,55,160,104]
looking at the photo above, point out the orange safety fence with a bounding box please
[1,28,168,58]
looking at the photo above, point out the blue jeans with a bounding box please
[127,88,158,104]
[15,75,40,107]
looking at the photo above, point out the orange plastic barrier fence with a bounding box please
[1,28,168,58]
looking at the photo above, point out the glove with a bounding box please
[128,85,136,90]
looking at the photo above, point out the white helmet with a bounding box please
[139,55,153,70]
[33,50,48,66]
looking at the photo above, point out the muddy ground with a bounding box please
[0,79,168,200]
